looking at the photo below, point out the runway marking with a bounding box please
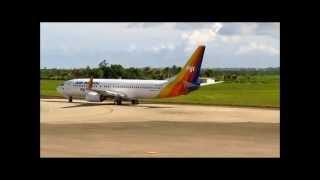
[41,99,279,157]
[146,151,159,154]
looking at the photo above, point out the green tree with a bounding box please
[204,69,214,77]
[110,64,125,78]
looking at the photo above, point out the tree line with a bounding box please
[41,60,279,81]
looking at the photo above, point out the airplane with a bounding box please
[57,45,220,105]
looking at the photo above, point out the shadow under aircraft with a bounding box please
[58,102,174,109]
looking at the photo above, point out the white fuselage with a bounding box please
[57,78,168,99]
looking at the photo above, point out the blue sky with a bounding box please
[40,22,280,69]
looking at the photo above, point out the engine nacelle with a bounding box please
[85,91,104,102]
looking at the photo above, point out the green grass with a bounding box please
[41,80,64,97]
[40,75,279,108]
[143,81,279,107]
[143,75,279,107]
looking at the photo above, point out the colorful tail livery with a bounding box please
[158,45,205,98]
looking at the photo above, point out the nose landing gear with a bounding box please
[68,96,73,103]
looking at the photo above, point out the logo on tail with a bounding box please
[186,65,195,72]
[158,45,205,98]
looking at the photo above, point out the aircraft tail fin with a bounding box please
[158,45,205,98]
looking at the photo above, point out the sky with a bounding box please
[40,22,280,69]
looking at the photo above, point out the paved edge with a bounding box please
[40,96,280,110]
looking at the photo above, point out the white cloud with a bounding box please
[219,23,280,41]
[219,35,242,44]
[236,42,279,55]
[216,24,279,57]
[146,43,176,53]
[41,22,280,68]
[174,23,217,30]
[126,23,174,29]
[181,23,223,51]
[239,23,259,34]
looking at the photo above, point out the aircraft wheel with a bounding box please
[68,96,72,103]
[131,100,139,105]
[116,99,122,105]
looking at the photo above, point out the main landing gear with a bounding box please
[114,99,122,105]
[113,99,139,105]
[131,99,139,105]
[68,96,73,103]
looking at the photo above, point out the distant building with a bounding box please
[199,77,222,86]
[200,77,215,84]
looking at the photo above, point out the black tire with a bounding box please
[100,96,105,102]
[68,96,72,103]
[131,100,139,105]
[116,99,122,105]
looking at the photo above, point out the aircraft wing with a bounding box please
[89,89,129,100]
[84,77,130,101]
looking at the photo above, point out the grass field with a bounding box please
[41,80,63,97]
[40,75,279,108]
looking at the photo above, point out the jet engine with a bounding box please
[85,91,105,102]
